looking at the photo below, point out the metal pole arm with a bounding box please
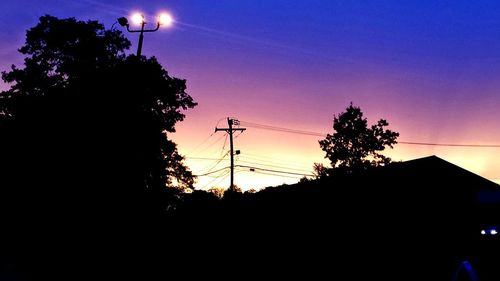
[127,22,160,33]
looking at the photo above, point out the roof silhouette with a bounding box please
[392,155,499,192]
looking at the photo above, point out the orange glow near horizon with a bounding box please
[173,119,329,191]
[165,61,500,191]
[176,128,500,191]
[172,103,500,191]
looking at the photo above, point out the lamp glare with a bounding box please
[131,13,144,25]
[159,13,173,27]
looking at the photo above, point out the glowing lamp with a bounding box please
[131,13,144,25]
[158,13,173,27]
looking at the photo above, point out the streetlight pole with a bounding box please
[132,19,159,57]
[117,13,172,57]
[137,21,145,57]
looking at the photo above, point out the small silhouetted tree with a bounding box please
[312,163,329,179]
[245,188,257,194]
[208,187,226,199]
[319,103,399,171]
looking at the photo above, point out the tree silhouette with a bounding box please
[319,103,399,171]
[0,15,199,278]
[312,162,329,179]
[0,14,198,240]
[0,15,196,191]
[208,187,226,199]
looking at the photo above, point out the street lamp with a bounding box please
[117,12,173,57]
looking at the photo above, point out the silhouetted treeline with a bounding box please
[169,156,498,280]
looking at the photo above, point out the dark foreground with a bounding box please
[2,157,500,280]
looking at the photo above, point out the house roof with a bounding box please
[388,155,500,193]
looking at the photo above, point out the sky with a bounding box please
[2,0,500,190]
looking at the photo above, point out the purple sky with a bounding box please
[2,0,500,189]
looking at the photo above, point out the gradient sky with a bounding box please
[2,0,500,190]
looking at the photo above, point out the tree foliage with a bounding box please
[312,163,329,179]
[319,103,399,171]
[0,15,197,223]
[1,16,130,98]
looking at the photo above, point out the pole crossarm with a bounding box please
[126,23,160,33]
[118,13,172,57]
[215,128,246,133]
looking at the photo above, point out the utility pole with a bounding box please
[215,118,246,191]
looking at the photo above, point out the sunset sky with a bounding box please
[2,0,500,190]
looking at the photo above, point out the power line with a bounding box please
[238,153,313,170]
[221,133,228,156]
[186,133,227,158]
[396,142,500,148]
[188,155,314,177]
[235,165,314,177]
[236,159,312,174]
[186,157,229,161]
[187,154,314,176]
[185,132,216,156]
[186,153,313,171]
[192,155,500,182]
[240,120,500,148]
[240,121,325,137]
[195,166,230,177]
[209,172,231,188]
[239,153,312,170]
[196,150,230,175]
[200,170,231,190]
[200,170,245,190]
[237,169,306,179]
[233,130,244,140]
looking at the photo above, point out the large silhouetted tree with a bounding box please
[0,15,196,229]
[0,15,200,278]
[319,103,399,171]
